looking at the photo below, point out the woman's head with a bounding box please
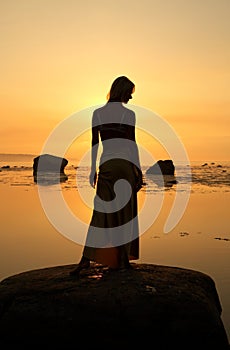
[107,76,135,103]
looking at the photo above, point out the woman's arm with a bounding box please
[128,113,143,191]
[89,112,99,188]
[127,113,141,169]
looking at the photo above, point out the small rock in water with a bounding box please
[179,231,189,237]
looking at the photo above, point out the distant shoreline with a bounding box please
[0,153,36,159]
[0,153,230,163]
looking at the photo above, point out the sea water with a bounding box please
[0,154,230,340]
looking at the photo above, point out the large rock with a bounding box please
[0,263,229,348]
[146,159,175,175]
[33,154,68,174]
[33,154,68,184]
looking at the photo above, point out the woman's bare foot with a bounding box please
[69,257,90,276]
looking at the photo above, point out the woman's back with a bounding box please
[92,102,136,164]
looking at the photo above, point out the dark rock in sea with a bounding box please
[0,263,229,349]
[33,154,68,185]
[146,159,175,175]
[33,154,68,174]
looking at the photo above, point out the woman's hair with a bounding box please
[107,76,135,103]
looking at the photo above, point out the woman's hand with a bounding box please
[136,170,144,192]
[133,165,144,192]
[89,170,97,188]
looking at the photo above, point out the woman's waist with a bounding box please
[99,151,132,164]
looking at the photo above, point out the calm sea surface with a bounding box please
[0,154,230,340]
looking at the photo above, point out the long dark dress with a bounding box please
[82,102,141,268]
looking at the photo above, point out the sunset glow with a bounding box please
[1,0,230,161]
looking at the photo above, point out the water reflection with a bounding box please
[145,174,177,189]
[33,172,68,186]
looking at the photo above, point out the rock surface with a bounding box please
[33,154,68,174]
[0,263,229,349]
[33,154,68,184]
[146,159,175,175]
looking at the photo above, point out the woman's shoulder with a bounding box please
[121,105,136,125]
[122,105,135,117]
[92,104,106,121]
[93,104,106,115]
[92,103,135,126]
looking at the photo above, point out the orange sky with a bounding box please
[1,0,230,161]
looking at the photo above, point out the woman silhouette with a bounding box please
[70,76,143,275]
